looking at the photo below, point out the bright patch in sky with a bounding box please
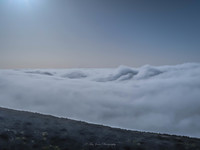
[9,0,30,7]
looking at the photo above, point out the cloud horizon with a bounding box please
[0,62,200,138]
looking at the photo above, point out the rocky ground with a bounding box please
[0,107,200,150]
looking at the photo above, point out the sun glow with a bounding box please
[9,0,30,6]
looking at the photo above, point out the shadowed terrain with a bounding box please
[0,107,200,150]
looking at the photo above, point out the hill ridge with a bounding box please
[0,107,200,150]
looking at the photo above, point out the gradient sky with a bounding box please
[0,0,200,68]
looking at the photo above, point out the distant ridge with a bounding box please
[0,107,200,150]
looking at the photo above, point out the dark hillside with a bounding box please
[0,107,200,150]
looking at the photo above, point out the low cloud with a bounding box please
[0,63,200,137]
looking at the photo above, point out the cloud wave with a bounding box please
[0,63,200,137]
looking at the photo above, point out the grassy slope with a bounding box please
[0,107,200,150]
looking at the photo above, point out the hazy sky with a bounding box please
[0,0,200,68]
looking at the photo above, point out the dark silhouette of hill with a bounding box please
[0,107,200,150]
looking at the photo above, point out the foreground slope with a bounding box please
[0,107,200,150]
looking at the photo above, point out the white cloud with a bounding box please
[0,63,200,137]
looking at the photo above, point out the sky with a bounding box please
[0,0,200,68]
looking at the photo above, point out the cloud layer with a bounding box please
[0,63,200,137]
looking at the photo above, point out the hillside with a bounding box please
[0,107,200,150]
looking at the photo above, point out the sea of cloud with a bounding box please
[0,63,200,137]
